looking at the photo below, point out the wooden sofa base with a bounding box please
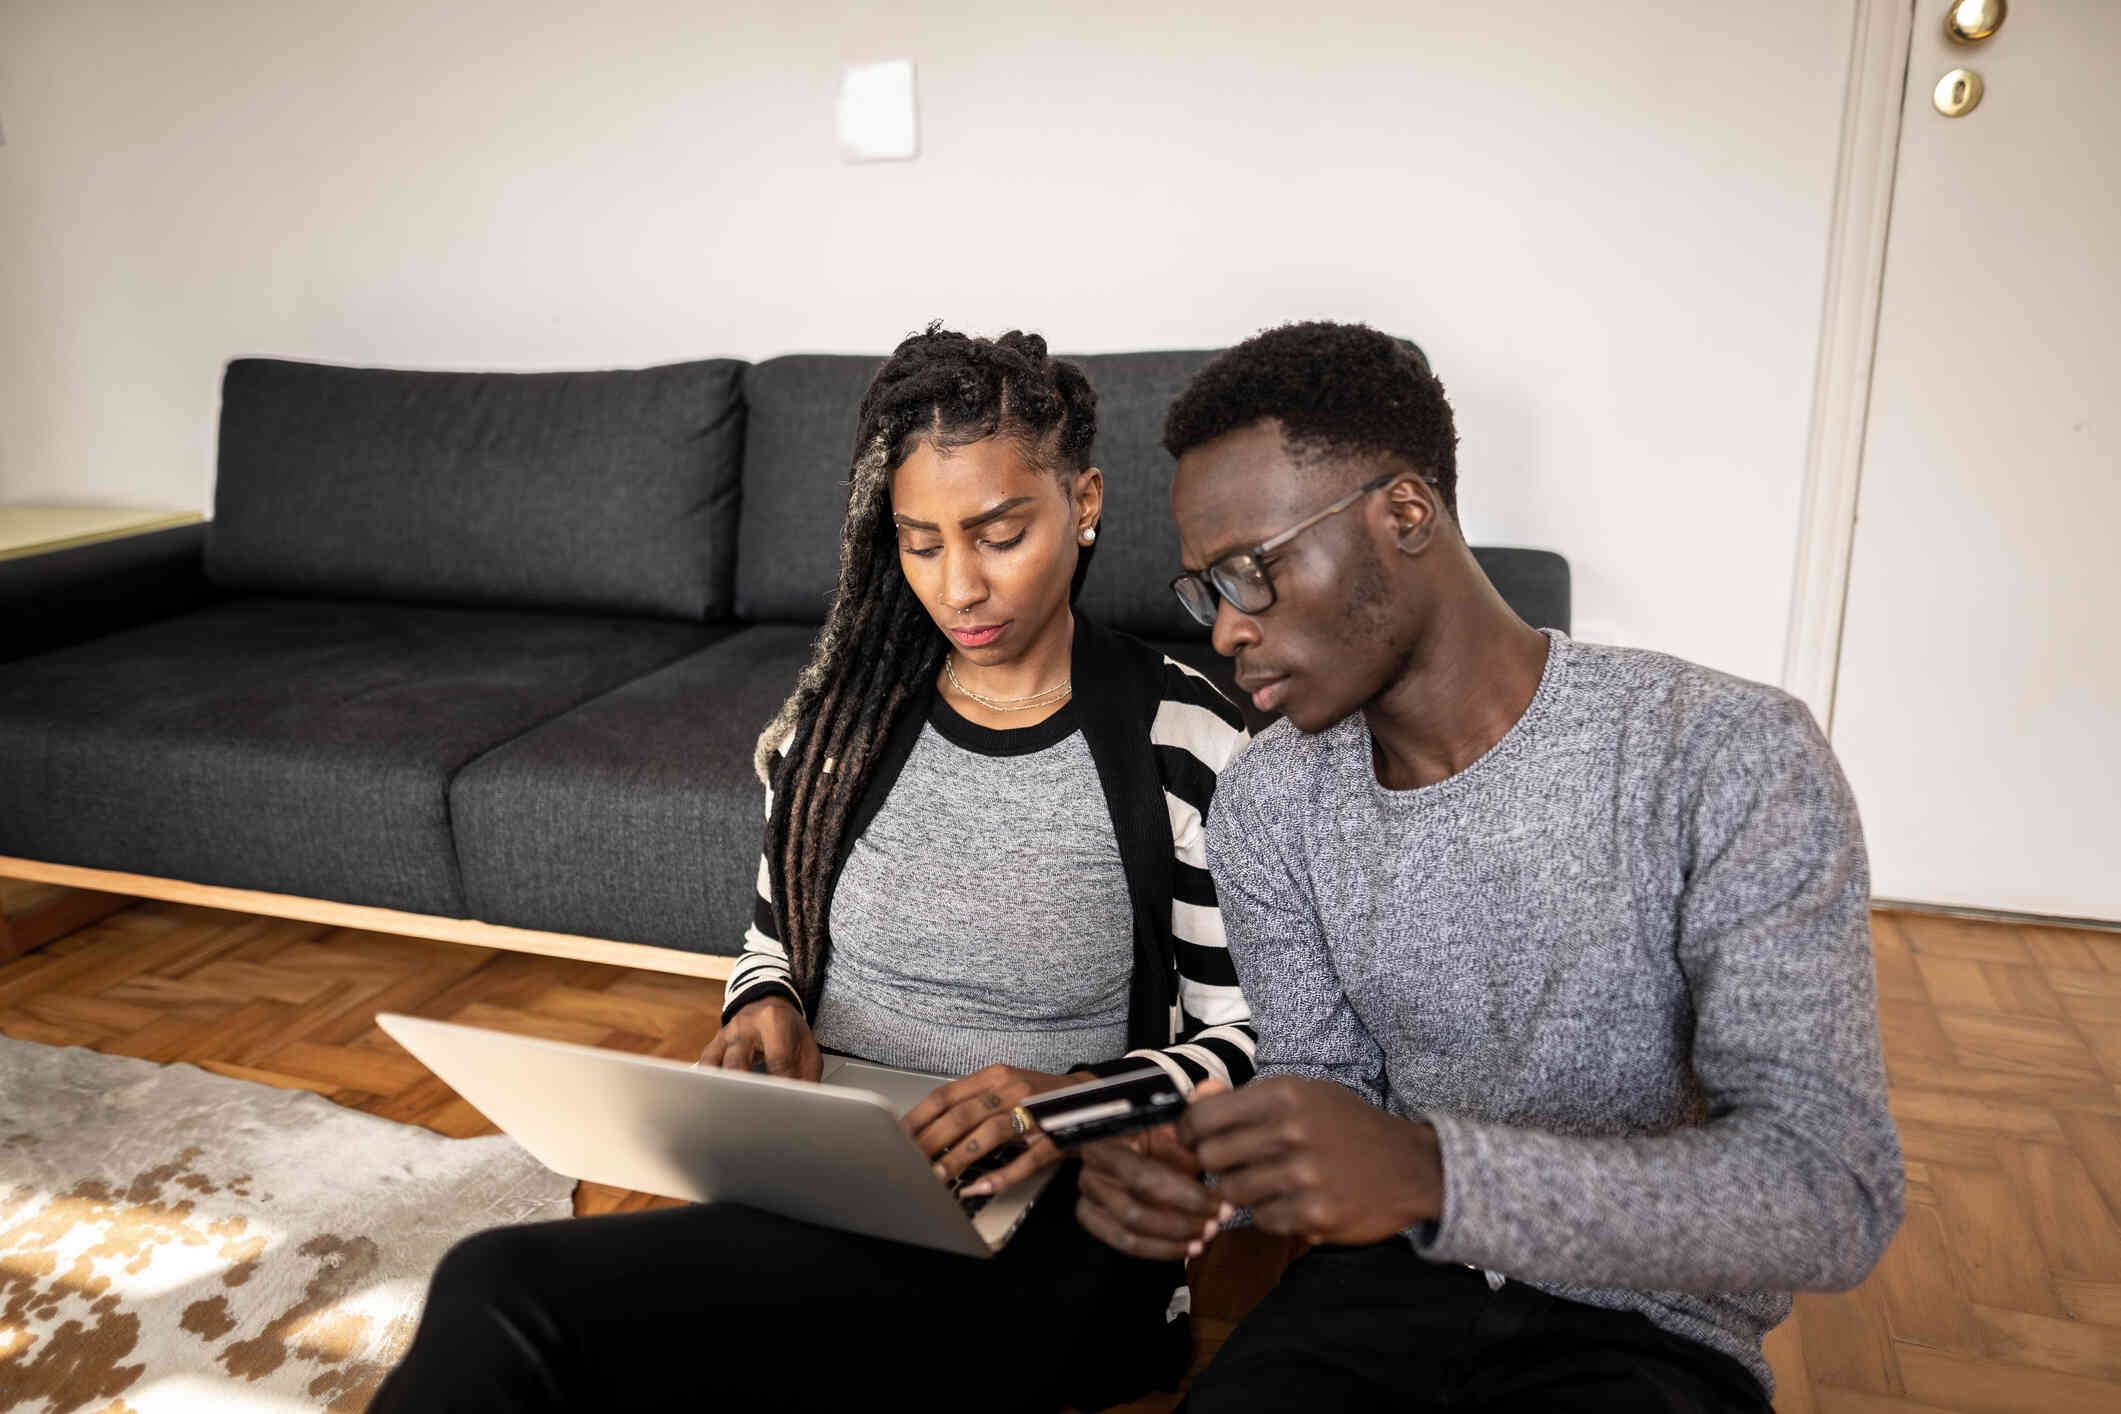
[0,855,736,981]
[0,878,132,965]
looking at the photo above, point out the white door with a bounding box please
[1831,0,2121,920]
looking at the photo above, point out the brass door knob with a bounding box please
[1933,68,1986,117]
[1946,0,2007,44]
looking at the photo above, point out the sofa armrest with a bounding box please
[0,522,221,664]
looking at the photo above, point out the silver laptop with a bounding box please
[375,1012,1055,1259]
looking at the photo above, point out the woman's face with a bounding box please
[890,435,1101,667]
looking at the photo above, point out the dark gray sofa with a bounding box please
[0,349,1569,969]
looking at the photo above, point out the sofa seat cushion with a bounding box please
[450,624,819,954]
[0,598,722,917]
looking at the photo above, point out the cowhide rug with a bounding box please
[0,1034,575,1413]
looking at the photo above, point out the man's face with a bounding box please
[1171,419,1408,733]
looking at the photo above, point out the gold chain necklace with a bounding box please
[944,654,1073,712]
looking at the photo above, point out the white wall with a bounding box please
[0,0,1855,685]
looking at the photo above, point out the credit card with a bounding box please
[1020,1067,1186,1149]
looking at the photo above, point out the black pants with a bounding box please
[366,1163,1181,1414]
[1184,1243,1773,1414]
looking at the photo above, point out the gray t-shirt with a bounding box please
[817,699,1135,1077]
[1206,630,1903,1395]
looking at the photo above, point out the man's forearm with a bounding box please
[1413,1097,1904,1292]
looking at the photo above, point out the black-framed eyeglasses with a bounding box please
[1170,472,1405,628]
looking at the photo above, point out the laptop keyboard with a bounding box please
[950,1140,1028,1217]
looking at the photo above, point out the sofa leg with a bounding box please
[0,885,134,964]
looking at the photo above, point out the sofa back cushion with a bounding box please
[208,358,747,620]
[734,350,1215,639]
[731,356,884,625]
[1066,350,1220,639]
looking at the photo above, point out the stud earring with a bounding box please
[1081,526,1098,544]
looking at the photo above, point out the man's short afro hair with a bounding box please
[1162,321,1460,517]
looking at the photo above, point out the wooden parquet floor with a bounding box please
[3,895,2119,1412]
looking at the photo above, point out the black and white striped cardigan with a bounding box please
[720,615,1257,1094]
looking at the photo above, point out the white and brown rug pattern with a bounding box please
[0,1034,574,1413]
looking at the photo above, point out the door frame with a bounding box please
[1781,0,1916,729]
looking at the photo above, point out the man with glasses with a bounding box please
[1075,322,1902,1412]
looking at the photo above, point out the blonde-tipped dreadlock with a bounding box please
[752,325,1099,1010]
[751,434,895,788]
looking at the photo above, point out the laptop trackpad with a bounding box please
[821,1057,948,1118]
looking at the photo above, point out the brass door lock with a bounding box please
[1933,68,1986,118]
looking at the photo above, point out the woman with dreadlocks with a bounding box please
[370,327,1255,1414]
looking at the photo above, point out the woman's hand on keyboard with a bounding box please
[697,995,823,1082]
[903,1064,1082,1196]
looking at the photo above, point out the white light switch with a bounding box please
[838,60,918,163]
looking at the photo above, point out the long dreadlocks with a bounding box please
[752,325,1100,1009]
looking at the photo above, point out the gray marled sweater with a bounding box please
[1204,631,1904,1394]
